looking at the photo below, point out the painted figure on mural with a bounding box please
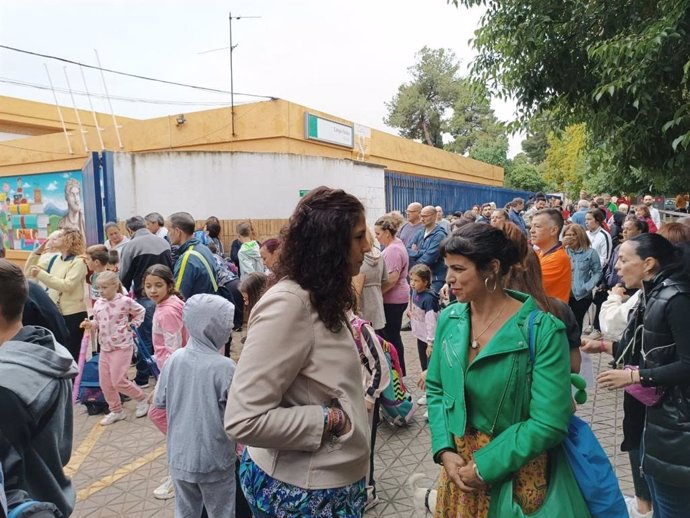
[57,178,86,238]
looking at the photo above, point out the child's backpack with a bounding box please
[350,317,417,427]
[78,354,108,416]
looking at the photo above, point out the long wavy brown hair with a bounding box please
[274,186,364,333]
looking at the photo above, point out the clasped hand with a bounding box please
[440,451,486,492]
[597,368,634,390]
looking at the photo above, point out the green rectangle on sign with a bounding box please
[307,114,318,139]
[299,189,310,198]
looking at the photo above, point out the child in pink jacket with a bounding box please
[143,264,189,501]
[81,271,148,426]
[144,265,189,372]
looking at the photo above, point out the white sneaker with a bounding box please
[625,495,653,518]
[153,476,175,500]
[363,485,379,511]
[100,411,126,426]
[417,395,427,406]
[135,401,150,418]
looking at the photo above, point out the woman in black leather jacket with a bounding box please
[597,233,690,518]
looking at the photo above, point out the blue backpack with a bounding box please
[526,311,626,518]
[78,354,108,415]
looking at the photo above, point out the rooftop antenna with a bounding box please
[94,49,124,149]
[198,13,261,138]
[43,64,73,154]
[63,67,89,153]
[229,13,261,137]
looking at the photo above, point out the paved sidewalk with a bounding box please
[69,331,630,518]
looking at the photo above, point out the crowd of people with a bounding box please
[0,187,689,518]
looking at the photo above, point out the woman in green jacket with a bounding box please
[426,224,573,517]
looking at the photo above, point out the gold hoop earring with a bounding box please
[484,276,498,293]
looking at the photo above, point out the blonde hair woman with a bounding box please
[27,228,88,360]
[562,224,602,334]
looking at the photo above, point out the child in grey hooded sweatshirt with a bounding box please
[154,293,236,518]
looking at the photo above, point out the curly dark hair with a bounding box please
[274,186,364,333]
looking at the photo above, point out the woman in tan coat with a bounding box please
[26,228,87,360]
[225,187,372,518]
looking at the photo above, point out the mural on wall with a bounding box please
[0,171,86,251]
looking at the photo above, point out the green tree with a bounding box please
[385,47,506,152]
[444,79,503,155]
[469,134,509,167]
[543,124,588,198]
[384,47,459,148]
[521,112,554,164]
[504,153,551,192]
[449,0,690,191]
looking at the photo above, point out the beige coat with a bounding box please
[26,252,87,316]
[225,278,369,489]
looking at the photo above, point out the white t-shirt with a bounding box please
[586,227,612,268]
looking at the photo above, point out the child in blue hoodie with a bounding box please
[154,294,236,518]
[408,264,440,372]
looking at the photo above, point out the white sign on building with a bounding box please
[304,112,354,148]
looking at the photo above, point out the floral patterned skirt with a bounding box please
[239,450,366,518]
[435,429,548,518]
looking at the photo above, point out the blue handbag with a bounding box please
[527,311,627,518]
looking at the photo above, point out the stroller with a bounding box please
[132,325,160,380]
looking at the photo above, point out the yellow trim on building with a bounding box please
[0,96,503,185]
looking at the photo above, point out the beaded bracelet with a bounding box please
[322,406,330,433]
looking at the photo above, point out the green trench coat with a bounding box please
[426,291,573,486]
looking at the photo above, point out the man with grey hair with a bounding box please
[119,215,172,388]
[434,205,451,233]
[145,212,169,242]
[407,205,448,293]
[398,202,424,247]
[570,199,591,227]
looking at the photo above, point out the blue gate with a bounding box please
[385,171,533,213]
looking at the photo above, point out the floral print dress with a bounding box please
[239,450,366,518]
[434,429,548,518]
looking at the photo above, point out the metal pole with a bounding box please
[63,67,89,153]
[79,65,106,150]
[229,11,235,137]
[43,64,73,154]
[94,49,124,149]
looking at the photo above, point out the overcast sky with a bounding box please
[0,0,522,155]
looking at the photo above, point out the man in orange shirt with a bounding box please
[531,209,572,303]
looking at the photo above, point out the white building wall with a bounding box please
[113,151,386,226]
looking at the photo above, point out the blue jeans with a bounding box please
[134,297,156,384]
[646,474,690,518]
[628,449,651,502]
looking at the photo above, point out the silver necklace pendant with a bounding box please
[471,339,480,349]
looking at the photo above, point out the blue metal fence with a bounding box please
[385,171,533,213]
